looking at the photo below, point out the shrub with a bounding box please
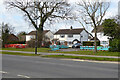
[43,41,52,48]
[26,39,35,48]
[109,39,120,52]
[83,41,100,46]
[7,41,26,44]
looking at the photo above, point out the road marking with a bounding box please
[17,74,30,78]
[0,71,8,74]
[60,59,119,64]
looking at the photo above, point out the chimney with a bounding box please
[70,26,73,30]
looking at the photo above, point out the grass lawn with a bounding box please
[2,48,120,57]
[42,55,120,61]
[1,51,119,61]
[1,51,41,56]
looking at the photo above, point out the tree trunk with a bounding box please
[94,27,97,53]
[37,26,43,48]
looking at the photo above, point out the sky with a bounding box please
[0,0,119,35]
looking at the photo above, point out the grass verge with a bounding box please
[2,48,120,57]
[1,51,41,56]
[42,55,120,61]
[1,51,119,61]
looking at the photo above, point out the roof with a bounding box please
[9,34,19,39]
[7,34,19,42]
[91,26,104,33]
[55,28,85,34]
[27,30,50,35]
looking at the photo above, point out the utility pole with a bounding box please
[34,0,38,54]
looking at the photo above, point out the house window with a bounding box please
[60,41,64,45]
[68,34,73,38]
[68,42,72,45]
[101,41,108,44]
[60,35,65,38]
[30,36,35,39]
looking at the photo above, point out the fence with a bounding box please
[80,46,110,51]
[49,45,68,51]
[5,44,27,48]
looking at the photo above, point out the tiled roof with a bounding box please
[7,34,19,42]
[27,30,50,35]
[55,28,85,34]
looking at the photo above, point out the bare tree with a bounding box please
[76,0,110,53]
[5,0,72,47]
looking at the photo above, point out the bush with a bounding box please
[109,39,120,52]
[26,39,35,48]
[83,41,100,46]
[43,41,52,48]
[7,41,26,44]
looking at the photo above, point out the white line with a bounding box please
[17,74,30,78]
[0,71,8,74]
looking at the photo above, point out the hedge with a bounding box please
[6,41,26,44]
[83,41,100,46]
[109,39,120,52]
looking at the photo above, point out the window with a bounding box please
[101,41,108,44]
[68,34,73,37]
[68,42,72,45]
[60,35,65,38]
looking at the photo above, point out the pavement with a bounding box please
[2,54,118,78]
[1,50,120,59]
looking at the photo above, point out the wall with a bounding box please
[80,30,89,42]
[26,35,35,41]
[92,32,109,46]
[45,31,54,41]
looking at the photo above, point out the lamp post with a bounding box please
[34,0,38,54]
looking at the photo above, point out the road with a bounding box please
[2,54,118,78]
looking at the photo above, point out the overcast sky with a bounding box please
[0,0,119,35]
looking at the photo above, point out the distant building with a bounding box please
[91,27,109,46]
[7,34,19,42]
[54,27,89,47]
[26,30,54,42]
[18,35,26,41]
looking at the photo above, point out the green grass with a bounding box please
[1,51,119,61]
[60,50,120,57]
[2,48,120,57]
[1,51,41,56]
[2,48,50,52]
[42,55,120,61]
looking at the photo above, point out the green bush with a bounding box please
[109,39,120,52]
[83,41,100,46]
[43,41,52,48]
[26,39,35,48]
[7,41,26,44]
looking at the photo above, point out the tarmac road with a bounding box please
[2,54,118,78]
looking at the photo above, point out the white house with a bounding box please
[54,27,89,47]
[91,27,109,46]
[26,30,54,42]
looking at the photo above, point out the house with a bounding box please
[7,34,19,42]
[91,27,109,46]
[26,30,54,42]
[18,35,26,41]
[54,27,89,47]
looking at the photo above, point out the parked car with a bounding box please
[72,43,82,48]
